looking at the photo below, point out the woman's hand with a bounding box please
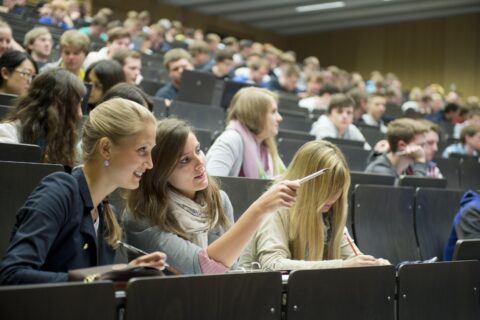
[343,255,391,268]
[128,251,167,270]
[252,180,300,215]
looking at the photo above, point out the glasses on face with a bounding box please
[14,70,35,82]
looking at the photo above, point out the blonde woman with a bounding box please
[206,87,284,179]
[240,140,389,270]
[0,98,165,285]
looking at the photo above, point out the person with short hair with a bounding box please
[269,63,301,94]
[453,108,480,139]
[78,14,108,42]
[154,48,194,101]
[442,124,480,159]
[83,27,131,69]
[0,19,13,57]
[38,0,73,30]
[365,118,429,177]
[208,49,234,80]
[23,27,53,69]
[42,30,90,80]
[188,40,212,71]
[0,98,166,285]
[239,140,389,270]
[359,92,387,133]
[310,93,370,149]
[111,49,142,85]
[418,120,443,178]
[125,118,299,274]
[206,87,284,179]
[0,49,37,96]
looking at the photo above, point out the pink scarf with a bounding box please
[228,120,271,179]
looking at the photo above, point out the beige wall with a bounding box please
[91,1,479,97]
[288,13,480,97]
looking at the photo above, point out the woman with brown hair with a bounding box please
[126,118,299,274]
[0,68,82,167]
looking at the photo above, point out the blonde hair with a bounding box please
[227,87,283,175]
[82,98,156,246]
[278,140,350,261]
[60,30,90,53]
[23,27,51,48]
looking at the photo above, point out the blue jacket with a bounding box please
[443,191,480,261]
[0,168,115,284]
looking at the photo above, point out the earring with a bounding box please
[103,159,110,167]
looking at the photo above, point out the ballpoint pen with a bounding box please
[117,240,171,268]
[297,167,330,184]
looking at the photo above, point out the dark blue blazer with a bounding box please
[0,168,115,284]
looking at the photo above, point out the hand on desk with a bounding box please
[128,251,167,270]
[343,255,391,268]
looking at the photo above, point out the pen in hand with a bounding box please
[116,240,170,267]
[296,168,330,184]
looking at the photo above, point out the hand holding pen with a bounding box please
[117,240,169,270]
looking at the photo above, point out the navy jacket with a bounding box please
[155,82,178,101]
[443,191,480,261]
[0,168,115,284]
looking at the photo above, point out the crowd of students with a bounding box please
[0,1,478,285]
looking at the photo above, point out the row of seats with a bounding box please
[1,261,479,320]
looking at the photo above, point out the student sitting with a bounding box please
[365,118,428,178]
[442,124,480,159]
[443,191,480,261]
[0,98,166,284]
[206,87,285,179]
[125,118,299,274]
[310,93,371,150]
[239,140,389,270]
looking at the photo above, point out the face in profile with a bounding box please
[168,132,208,199]
[107,122,156,190]
[258,100,282,140]
[87,70,103,104]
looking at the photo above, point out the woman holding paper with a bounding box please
[239,140,389,270]
[206,87,285,179]
[126,118,299,274]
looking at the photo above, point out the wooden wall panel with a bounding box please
[289,13,480,97]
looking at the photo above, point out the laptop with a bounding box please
[177,70,217,106]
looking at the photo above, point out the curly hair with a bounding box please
[5,68,86,166]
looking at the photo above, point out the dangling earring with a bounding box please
[104,159,110,167]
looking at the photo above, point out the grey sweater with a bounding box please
[365,153,427,177]
[124,190,235,274]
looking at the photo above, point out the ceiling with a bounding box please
[160,0,480,35]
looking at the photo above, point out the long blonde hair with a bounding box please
[82,98,156,246]
[278,140,350,260]
[227,87,283,175]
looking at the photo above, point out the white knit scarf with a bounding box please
[167,189,217,248]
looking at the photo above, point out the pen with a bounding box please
[297,168,330,184]
[116,240,170,267]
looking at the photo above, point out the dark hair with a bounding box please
[4,68,86,166]
[319,82,340,96]
[101,83,153,111]
[327,93,355,114]
[85,59,125,96]
[0,50,38,86]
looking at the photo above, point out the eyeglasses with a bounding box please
[14,70,36,82]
